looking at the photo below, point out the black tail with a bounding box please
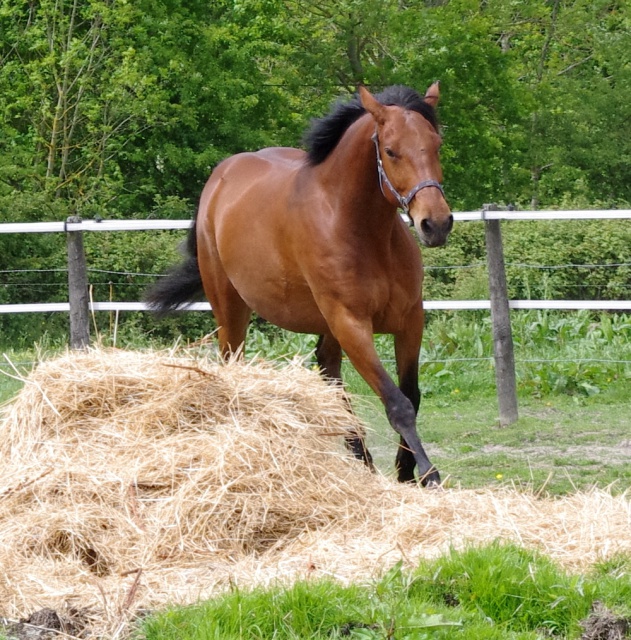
[144,218,205,317]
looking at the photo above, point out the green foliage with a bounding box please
[83,229,214,341]
[244,321,317,360]
[503,220,631,301]
[0,0,151,218]
[507,0,631,207]
[515,311,631,397]
[388,0,529,208]
[2,0,629,219]
[422,218,631,303]
[1,0,630,350]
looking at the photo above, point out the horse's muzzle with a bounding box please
[415,214,454,247]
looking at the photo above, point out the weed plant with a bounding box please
[425,310,631,400]
[339,310,631,403]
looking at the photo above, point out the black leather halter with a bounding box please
[371,131,445,219]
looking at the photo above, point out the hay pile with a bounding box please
[0,348,629,638]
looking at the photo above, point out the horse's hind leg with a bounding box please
[316,334,374,468]
[197,246,251,359]
[214,292,251,360]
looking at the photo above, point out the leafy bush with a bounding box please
[422,217,631,303]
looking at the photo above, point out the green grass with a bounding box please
[351,389,631,494]
[0,353,33,406]
[138,543,631,639]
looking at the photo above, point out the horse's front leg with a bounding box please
[315,333,374,468]
[393,307,433,483]
[328,311,439,486]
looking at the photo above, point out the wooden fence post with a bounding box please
[484,204,518,425]
[66,215,90,349]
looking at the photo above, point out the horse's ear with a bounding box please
[424,81,440,108]
[359,85,387,125]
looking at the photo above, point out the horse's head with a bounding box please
[360,83,453,248]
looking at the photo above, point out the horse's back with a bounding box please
[213,147,305,184]
[201,145,308,233]
[254,146,306,166]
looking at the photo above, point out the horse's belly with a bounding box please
[233,268,329,334]
[255,301,329,335]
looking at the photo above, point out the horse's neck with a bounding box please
[319,117,397,228]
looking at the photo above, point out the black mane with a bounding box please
[304,85,439,166]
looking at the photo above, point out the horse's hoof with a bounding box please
[419,469,441,488]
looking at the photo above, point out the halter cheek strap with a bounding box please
[371,132,445,219]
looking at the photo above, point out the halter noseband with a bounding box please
[371,131,445,220]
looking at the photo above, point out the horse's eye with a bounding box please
[385,147,397,159]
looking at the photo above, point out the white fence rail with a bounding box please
[2,299,630,315]
[2,208,630,315]
[2,209,631,234]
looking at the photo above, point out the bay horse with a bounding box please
[146,84,453,485]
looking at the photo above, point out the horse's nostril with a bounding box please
[420,219,432,235]
[446,214,454,233]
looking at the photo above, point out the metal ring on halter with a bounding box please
[371,132,445,223]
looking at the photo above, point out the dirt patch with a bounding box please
[1,608,90,639]
[479,442,631,466]
[581,601,631,640]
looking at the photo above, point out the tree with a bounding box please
[1,0,162,221]
[488,0,631,207]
